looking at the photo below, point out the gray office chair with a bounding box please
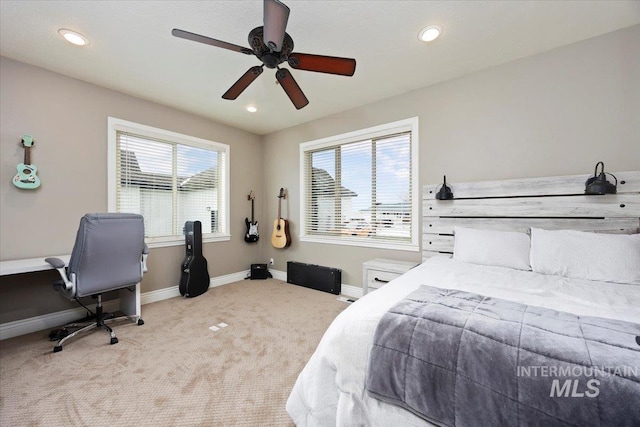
[45,213,148,352]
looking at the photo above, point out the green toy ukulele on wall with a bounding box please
[13,135,41,189]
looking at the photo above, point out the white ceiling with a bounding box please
[1,1,639,135]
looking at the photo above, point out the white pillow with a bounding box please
[453,226,531,271]
[530,228,640,285]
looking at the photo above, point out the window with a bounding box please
[108,117,230,247]
[300,117,419,251]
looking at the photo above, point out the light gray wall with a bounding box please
[1,25,639,325]
[261,25,640,287]
[0,57,263,323]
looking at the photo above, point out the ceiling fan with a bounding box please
[172,0,356,110]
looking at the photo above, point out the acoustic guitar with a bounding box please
[244,191,259,243]
[271,188,291,248]
[13,135,41,190]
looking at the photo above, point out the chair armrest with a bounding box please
[45,257,66,269]
[45,257,73,293]
[141,244,149,273]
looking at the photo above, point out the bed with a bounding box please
[286,170,640,427]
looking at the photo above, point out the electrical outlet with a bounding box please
[269,258,274,266]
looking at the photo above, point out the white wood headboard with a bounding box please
[422,171,640,261]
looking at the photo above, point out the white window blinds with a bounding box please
[301,118,418,250]
[112,123,228,242]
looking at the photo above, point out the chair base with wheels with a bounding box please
[46,213,149,352]
[50,294,145,352]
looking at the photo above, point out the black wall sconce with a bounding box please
[585,162,617,195]
[435,175,454,200]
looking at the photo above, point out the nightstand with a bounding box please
[363,258,417,295]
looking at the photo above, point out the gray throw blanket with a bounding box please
[366,285,640,427]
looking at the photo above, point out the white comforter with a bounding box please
[286,256,640,427]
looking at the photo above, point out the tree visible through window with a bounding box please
[301,118,418,250]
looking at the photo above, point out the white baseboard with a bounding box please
[340,284,363,299]
[140,286,181,306]
[140,270,250,306]
[0,270,251,341]
[269,269,287,281]
[210,270,250,287]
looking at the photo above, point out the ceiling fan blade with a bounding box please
[172,28,253,55]
[222,66,264,100]
[276,68,309,110]
[263,0,290,52]
[288,53,356,76]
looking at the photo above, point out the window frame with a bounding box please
[299,117,419,252]
[108,117,231,248]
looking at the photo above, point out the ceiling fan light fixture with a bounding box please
[172,0,355,110]
[246,105,258,113]
[418,25,442,43]
[58,29,88,46]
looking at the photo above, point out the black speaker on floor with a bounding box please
[250,263,269,280]
[287,262,341,295]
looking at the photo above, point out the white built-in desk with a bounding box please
[0,255,71,276]
[0,254,141,326]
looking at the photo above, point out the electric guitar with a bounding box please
[244,191,259,243]
[271,188,291,248]
[13,135,41,190]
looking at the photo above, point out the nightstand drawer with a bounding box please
[363,258,417,295]
[367,269,402,290]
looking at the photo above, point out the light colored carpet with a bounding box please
[0,279,348,426]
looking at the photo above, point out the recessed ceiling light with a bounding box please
[418,25,442,43]
[58,29,88,46]
[246,105,258,113]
